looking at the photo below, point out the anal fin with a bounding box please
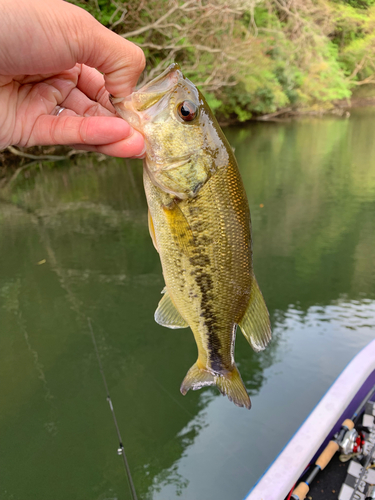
[155,289,188,329]
[238,276,271,352]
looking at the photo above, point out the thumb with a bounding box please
[76,14,146,97]
[65,3,146,98]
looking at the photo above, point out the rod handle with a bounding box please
[342,418,354,430]
[292,481,309,500]
[316,440,339,470]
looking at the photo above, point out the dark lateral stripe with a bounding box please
[187,207,225,373]
[195,269,224,372]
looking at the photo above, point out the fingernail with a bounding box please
[133,144,146,158]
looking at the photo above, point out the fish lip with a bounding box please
[138,63,182,95]
[132,63,183,112]
[109,94,124,105]
[109,63,182,105]
[109,94,142,132]
[109,63,183,130]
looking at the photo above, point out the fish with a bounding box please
[110,63,271,409]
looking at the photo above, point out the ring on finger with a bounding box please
[52,106,66,117]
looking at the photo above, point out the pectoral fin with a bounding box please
[238,277,271,352]
[148,210,158,251]
[162,202,194,257]
[155,290,188,329]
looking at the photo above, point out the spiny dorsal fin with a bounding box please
[238,277,271,352]
[155,289,188,329]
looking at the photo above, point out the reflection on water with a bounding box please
[150,299,375,500]
[1,108,375,500]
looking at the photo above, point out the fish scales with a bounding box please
[111,63,271,409]
[145,157,251,373]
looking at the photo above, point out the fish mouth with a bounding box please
[133,63,182,111]
[109,63,183,131]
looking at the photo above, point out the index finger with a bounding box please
[76,65,113,112]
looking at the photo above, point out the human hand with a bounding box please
[0,0,145,157]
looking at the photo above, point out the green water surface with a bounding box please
[1,108,375,500]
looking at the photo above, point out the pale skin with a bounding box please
[0,0,146,157]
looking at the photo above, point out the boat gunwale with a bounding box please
[244,339,375,500]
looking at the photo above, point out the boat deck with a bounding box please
[298,454,348,499]
[248,340,375,500]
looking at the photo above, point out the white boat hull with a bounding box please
[245,339,375,500]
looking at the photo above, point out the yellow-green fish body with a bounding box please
[111,64,271,409]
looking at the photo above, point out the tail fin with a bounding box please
[180,362,216,394]
[215,367,251,409]
[180,362,251,410]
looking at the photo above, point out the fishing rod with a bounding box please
[291,382,375,500]
[88,318,138,500]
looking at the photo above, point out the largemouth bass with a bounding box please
[110,64,271,409]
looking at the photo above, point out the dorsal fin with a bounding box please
[155,289,188,329]
[238,277,271,352]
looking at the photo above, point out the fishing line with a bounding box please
[151,373,251,474]
[152,376,194,418]
[13,206,138,499]
[88,318,138,500]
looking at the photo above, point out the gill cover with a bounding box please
[110,63,225,199]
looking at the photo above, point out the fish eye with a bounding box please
[177,100,198,122]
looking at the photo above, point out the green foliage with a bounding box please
[333,5,375,83]
[69,0,375,121]
[338,0,375,8]
[203,92,223,114]
[67,0,122,26]
[330,4,368,48]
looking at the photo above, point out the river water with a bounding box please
[1,108,375,500]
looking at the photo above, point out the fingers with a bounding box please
[65,3,146,97]
[60,86,113,117]
[76,65,113,112]
[103,42,146,98]
[24,115,145,158]
[1,0,145,97]
[0,0,146,154]
[71,142,146,158]
[53,0,145,98]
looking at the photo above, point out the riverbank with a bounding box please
[66,0,375,124]
[2,93,375,183]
